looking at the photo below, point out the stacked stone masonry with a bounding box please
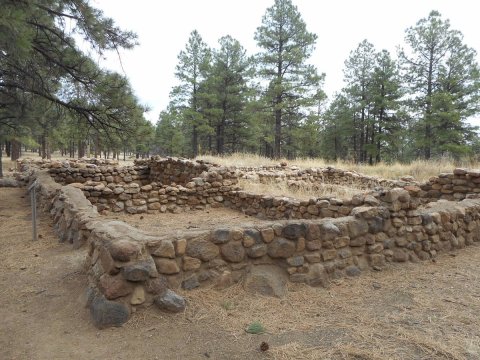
[240,165,416,190]
[19,158,480,329]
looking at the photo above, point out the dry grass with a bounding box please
[198,153,480,182]
[177,248,480,359]
[238,178,362,200]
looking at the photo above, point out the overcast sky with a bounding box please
[92,0,480,124]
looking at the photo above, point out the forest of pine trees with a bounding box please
[1,0,480,176]
[156,4,480,162]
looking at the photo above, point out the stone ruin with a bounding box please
[14,156,480,328]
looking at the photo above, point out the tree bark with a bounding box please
[5,141,11,157]
[425,48,434,160]
[0,143,3,178]
[10,139,21,161]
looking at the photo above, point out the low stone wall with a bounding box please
[22,157,241,215]
[26,158,480,222]
[419,168,480,201]
[26,162,480,331]
[241,166,415,190]
[139,156,239,185]
[77,177,238,214]
[32,170,188,329]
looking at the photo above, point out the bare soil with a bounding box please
[2,187,480,359]
[103,207,266,235]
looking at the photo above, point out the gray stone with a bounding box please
[121,263,150,282]
[283,223,306,239]
[154,289,186,312]
[267,238,296,258]
[145,277,168,295]
[246,244,268,258]
[90,295,130,329]
[393,248,408,262]
[244,265,288,298]
[319,222,341,240]
[369,217,385,233]
[348,220,369,238]
[345,266,361,277]
[221,241,245,262]
[338,248,352,259]
[287,256,304,267]
[212,229,231,244]
[308,263,328,287]
[244,229,262,243]
[182,275,200,290]
[186,239,219,261]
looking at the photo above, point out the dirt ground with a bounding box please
[2,187,480,360]
[104,207,267,235]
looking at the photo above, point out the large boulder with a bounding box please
[90,295,130,329]
[244,265,288,298]
[154,289,186,312]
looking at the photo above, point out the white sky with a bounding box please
[92,0,480,124]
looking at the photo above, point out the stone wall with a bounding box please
[31,170,188,329]
[139,157,239,185]
[418,168,480,201]
[25,158,480,221]
[21,157,240,215]
[241,165,415,191]
[27,161,480,330]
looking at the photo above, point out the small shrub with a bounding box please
[246,321,265,334]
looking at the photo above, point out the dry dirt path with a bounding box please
[0,188,262,360]
[2,187,480,359]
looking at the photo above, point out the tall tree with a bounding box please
[203,35,253,154]
[155,108,186,156]
[172,30,211,157]
[255,0,323,159]
[399,10,480,159]
[0,0,143,173]
[0,0,138,128]
[343,40,376,162]
[370,50,404,163]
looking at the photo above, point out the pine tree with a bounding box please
[255,0,323,159]
[343,40,376,163]
[399,10,480,159]
[202,35,253,154]
[171,30,211,157]
[370,50,404,163]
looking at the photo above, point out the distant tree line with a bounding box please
[1,0,480,178]
[156,2,480,162]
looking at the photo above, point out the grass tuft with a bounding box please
[246,321,266,334]
[197,153,480,182]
